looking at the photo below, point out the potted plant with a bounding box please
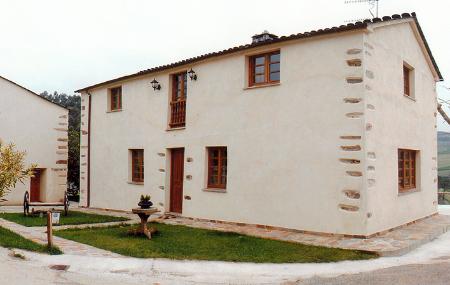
[138,195,153,209]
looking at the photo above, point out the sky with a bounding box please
[0,0,449,129]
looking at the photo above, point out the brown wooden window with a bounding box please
[207,147,227,189]
[131,149,144,183]
[110,86,122,111]
[398,149,417,192]
[249,51,280,86]
[403,65,411,97]
[169,72,187,128]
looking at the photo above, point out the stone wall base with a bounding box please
[82,206,438,239]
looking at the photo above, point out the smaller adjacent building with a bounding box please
[0,76,68,204]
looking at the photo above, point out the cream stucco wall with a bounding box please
[362,20,438,235]
[0,78,68,204]
[79,19,438,236]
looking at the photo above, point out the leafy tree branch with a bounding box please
[0,140,36,201]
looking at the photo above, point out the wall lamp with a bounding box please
[151,79,161,90]
[188,68,197,81]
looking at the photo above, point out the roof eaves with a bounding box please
[75,22,368,93]
[368,12,443,81]
[0,76,69,110]
[76,12,443,92]
[411,15,443,81]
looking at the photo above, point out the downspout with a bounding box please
[87,91,92,208]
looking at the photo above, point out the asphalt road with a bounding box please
[298,261,450,285]
[4,246,450,285]
[0,251,140,285]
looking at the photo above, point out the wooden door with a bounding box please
[30,169,41,202]
[170,148,184,213]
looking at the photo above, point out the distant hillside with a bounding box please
[439,132,450,178]
[438,131,450,154]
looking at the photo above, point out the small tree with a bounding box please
[0,140,36,202]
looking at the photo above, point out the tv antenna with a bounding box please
[345,0,379,19]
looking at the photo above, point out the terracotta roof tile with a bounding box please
[76,12,442,92]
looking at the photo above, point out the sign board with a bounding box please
[52,212,60,225]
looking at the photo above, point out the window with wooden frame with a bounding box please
[169,72,187,128]
[398,149,417,192]
[403,64,413,97]
[249,51,280,87]
[109,86,122,111]
[207,147,227,189]
[131,149,144,183]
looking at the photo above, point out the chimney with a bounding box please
[251,30,278,44]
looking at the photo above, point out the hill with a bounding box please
[438,131,450,177]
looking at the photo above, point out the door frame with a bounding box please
[169,148,185,214]
[30,168,43,202]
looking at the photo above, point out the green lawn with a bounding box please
[0,226,61,254]
[55,223,377,263]
[0,211,128,227]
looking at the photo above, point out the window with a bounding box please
[109,86,122,111]
[131,149,144,183]
[207,147,227,189]
[173,72,187,101]
[398,149,417,192]
[169,72,187,128]
[249,51,280,86]
[403,64,414,98]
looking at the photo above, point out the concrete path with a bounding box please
[3,205,450,284]
[3,205,450,256]
[0,247,141,285]
[79,206,450,256]
[5,227,450,284]
[38,205,450,256]
[0,218,121,257]
[161,213,450,256]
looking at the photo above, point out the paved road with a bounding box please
[298,261,450,285]
[0,249,140,285]
[3,205,450,285]
[3,245,450,285]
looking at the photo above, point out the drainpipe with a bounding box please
[87,91,92,208]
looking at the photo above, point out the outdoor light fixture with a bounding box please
[188,68,197,81]
[151,78,161,90]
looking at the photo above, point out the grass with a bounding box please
[55,223,377,263]
[0,211,129,227]
[0,226,61,254]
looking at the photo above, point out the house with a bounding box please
[0,76,69,204]
[76,13,443,237]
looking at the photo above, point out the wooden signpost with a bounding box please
[47,211,53,247]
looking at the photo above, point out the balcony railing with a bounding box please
[169,99,186,128]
